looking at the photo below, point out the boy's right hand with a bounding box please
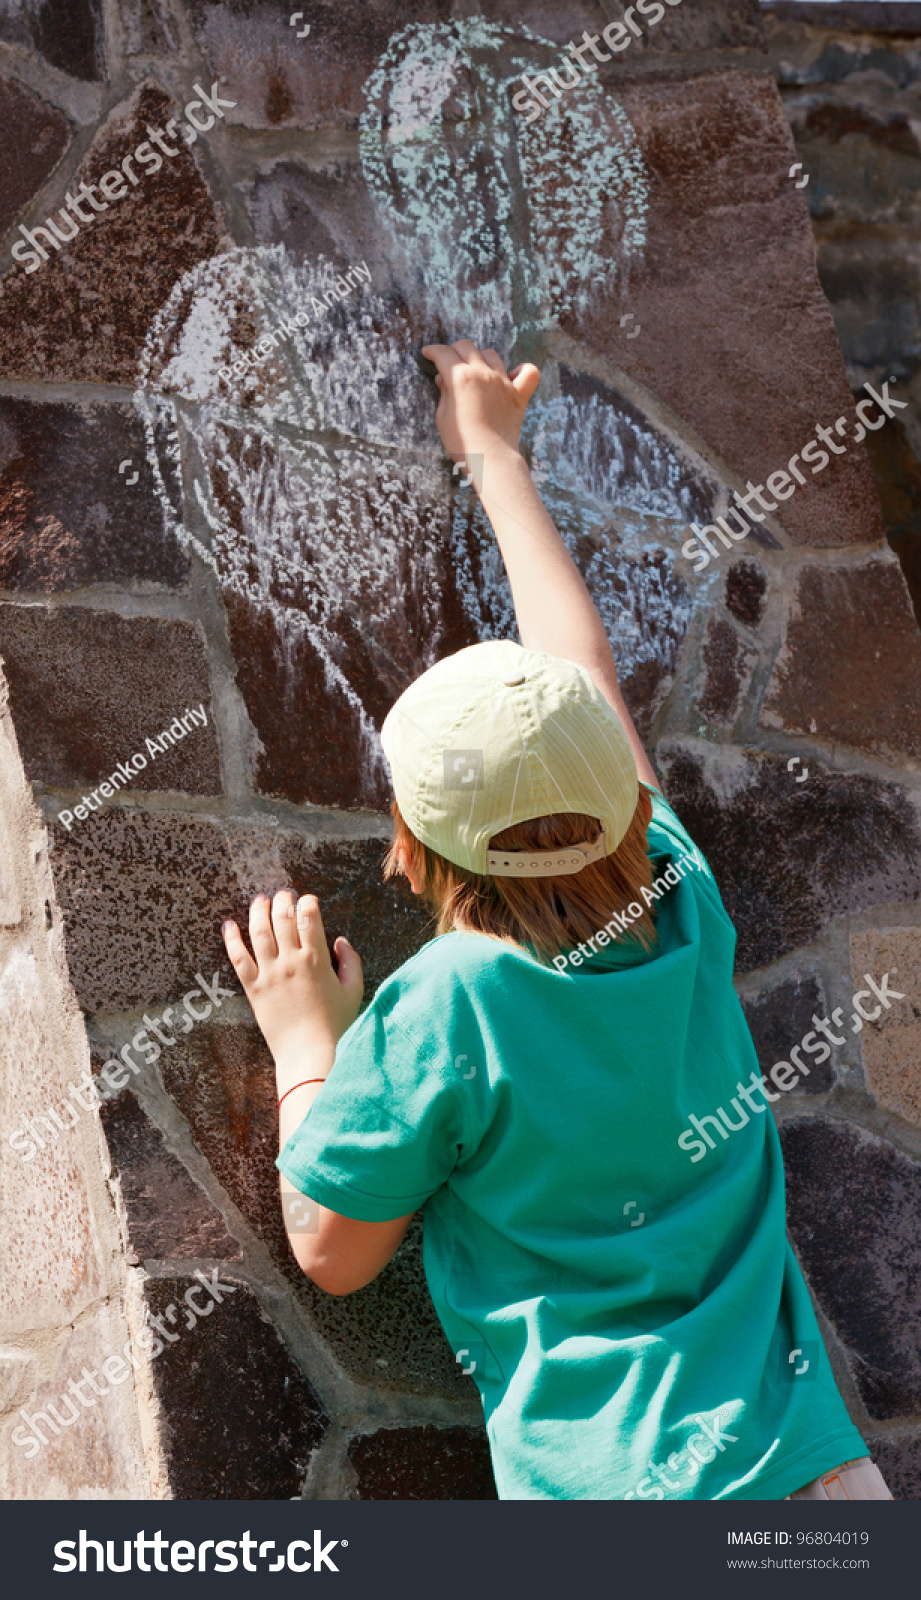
[421,340,541,467]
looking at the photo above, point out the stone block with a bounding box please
[849,927,921,1129]
[189,0,453,130]
[0,1315,149,1499]
[725,560,768,628]
[0,0,104,81]
[122,0,179,56]
[0,397,187,591]
[781,1117,921,1418]
[0,949,103,1330]
[49,809,430,1014]
[581,72,885,550]
[0,606,219,794]
[761,557,921,761]
[143,1275,327,1498]
[792,102,921,230]
[348,1424,497,1500]
[98,1089,240,1261]
[0,1348,35,1413]
[658,744,921,973]
[0,78,71,238]
[157,1023,472,1397]
[865,1429,921,1503]
[0,797,21,925]
[0,84,224,386]
[740,976,835,1094]
[767,3,921,42]
[483,0,764,51]
[244,157,411,294]
[696,616,756,726]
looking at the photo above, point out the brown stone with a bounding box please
[781,1117,921,1418]
[0,397,187,591]
[0,78,71,239]
[0,0,104,81]
[245,157,395,278]
[157,1023,473,1397]
[761,557,921,761]
[581,73,884,550]
[98,1089,240,1260]
[740,977,835,1095]
[189,0,453,130]
[0,606,219,793]
[348,1424,497,1499]
[143,1275,328,1498]
[658,745,921,972]
[0,83,224,386]
[725,560,767,628]
[849,928,921,1130]
[696,616,756,726]
[48,809,430,1013]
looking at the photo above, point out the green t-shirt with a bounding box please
[278,790,865,1500]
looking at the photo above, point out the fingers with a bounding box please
[510,362,541,405]
[272,888,300,953]
[451,338,489,367]
[333,936,364,1010]
[480,348,507,375]
[421,343,463,379]
[296,893,331,967]
[222,919,258,989]
[249,893,277,963]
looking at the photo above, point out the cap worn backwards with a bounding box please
[380,641,638,878]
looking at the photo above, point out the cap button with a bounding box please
[500,673,526,686]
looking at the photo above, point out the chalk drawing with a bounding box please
[134,21,721,804]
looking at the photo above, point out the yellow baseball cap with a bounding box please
[380,641,638,877]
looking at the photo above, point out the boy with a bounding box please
[222,340,889,1501]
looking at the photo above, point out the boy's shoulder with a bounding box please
[381,928,523,994]
[365,930,525,1041]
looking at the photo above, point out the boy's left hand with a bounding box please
[223,891,363,1081]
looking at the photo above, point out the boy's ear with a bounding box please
[396,843,422,895]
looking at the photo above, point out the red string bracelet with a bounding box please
[278,1078,326,1109]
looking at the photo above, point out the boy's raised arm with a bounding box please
[422,340,659,790]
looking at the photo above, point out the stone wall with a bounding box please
[0,0,918,1500]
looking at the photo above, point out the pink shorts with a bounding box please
[785,1457,892,1501]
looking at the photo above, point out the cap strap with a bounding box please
[486,831,607,878]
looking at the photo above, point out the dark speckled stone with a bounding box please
[660,748,921,973]
[348,1424,497,1499]
[781,1118,921,1418]
[143,1275,327,1498]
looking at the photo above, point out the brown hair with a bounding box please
[383,786,657,962]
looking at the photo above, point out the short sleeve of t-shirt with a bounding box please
[276,976,468,1221]
[646,786,716,885]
